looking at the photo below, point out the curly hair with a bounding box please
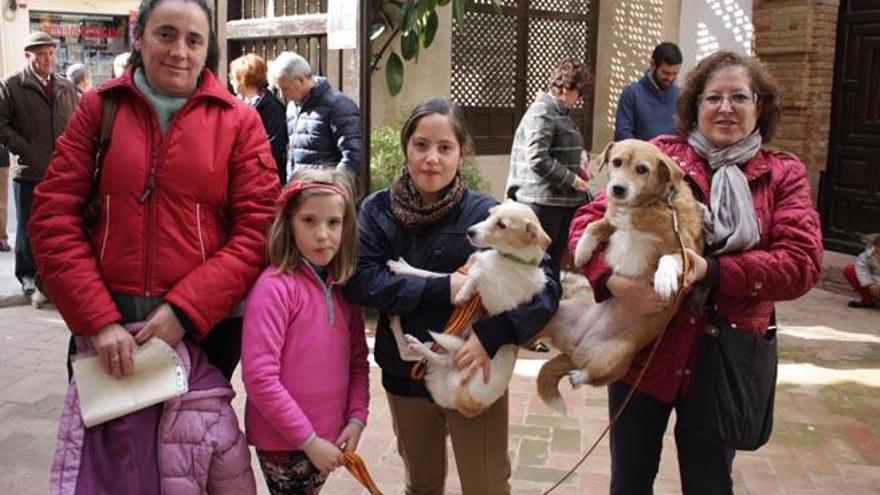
[547,56,594,97]
[676,51,781,142]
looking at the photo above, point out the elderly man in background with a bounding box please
[66,63,92,95]
[268,51,363,196]
[113,52,130,78]
[0,31,78,296]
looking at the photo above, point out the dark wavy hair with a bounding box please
[676,51,781,142]
[128,0,219,74]
[400,98,473,158]
[547,56,594,97]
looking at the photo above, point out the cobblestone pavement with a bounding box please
[0,285,878,495]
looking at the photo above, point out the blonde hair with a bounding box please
[266,169,358,283]
[229,53,268,89]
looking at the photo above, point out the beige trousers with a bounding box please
[387,392,511,495]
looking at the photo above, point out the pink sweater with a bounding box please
[241,265,369,451]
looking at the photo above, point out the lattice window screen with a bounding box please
[529,0,590,15]
[451,11,518,108]
[526,16,593,108]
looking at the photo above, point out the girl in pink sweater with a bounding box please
[241,170,369,494]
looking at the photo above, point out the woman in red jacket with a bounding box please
[570,51,823,493]
[29,0,279,382]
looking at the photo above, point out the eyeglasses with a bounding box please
[698,92,758,109]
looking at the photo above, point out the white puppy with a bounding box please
[387,200,550,418]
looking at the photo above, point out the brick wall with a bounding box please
[753,0,839,204]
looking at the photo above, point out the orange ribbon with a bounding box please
[342,450,384,495]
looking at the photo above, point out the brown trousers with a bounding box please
[387,392,511,495]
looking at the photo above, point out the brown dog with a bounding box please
[537,139,704,415]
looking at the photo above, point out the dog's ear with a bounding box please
[527,221,552,251]
[658,154,685,185]
[598,141,615,173]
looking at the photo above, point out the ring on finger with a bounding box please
[111,353,121,362]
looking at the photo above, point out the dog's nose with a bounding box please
[611,185,627,198]
[466,227,476,238]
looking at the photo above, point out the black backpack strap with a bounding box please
[93,94,118,185]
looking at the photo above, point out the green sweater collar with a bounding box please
[133,68,189,133]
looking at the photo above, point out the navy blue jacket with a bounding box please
[344,188,562,397]
[286,77,363,190]
[614,72,679,141]
[253,89,288,184]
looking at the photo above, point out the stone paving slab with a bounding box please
[0,286,878,494]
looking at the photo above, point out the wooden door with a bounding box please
[821,0,880,253]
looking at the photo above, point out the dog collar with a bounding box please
[500,251,541,267]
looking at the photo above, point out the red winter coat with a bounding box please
[29,68,280,337]
[569,135,822,403]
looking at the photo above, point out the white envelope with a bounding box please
[73,339,188,428]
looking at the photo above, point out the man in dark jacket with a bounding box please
[0,31,78,295]
[268,51,364,197]
[614,42,682,141]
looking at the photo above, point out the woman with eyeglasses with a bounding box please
[505,56,593,278]
[570,51,822,493]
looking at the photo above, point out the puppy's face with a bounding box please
[467,200,551,253]
[598,139,684,206]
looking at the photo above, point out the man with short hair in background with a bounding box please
[614,42,683,141]
[66,63,92,95]
[268,51,364,198]
[0,31,78,296]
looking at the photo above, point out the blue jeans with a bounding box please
[12,179,36,283]
[608,381,735,494]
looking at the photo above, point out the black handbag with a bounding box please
[679,311,778,451]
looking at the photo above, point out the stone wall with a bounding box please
[753,0,840,204]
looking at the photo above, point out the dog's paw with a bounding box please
[452,291,469,306]
[653,255,682,301]
[573,235,598,268]
[386,257,412,275]
[568,370,588,389]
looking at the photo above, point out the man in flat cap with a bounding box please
[0,31,78,296]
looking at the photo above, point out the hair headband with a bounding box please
[277,181,348,210]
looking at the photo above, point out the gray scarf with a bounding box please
[688,129,762,254]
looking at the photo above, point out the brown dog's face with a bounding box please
[599,139,684,206]
[467,200,552,253]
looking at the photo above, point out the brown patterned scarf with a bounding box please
[390,169,466,229]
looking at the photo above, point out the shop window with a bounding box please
[30,11,132,86]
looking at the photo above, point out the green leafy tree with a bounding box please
[370,0,501,96]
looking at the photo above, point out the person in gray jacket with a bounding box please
[0,31,78,295]
[505,56,593,277]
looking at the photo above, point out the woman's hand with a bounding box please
[579,150,593,181]
[606,274,671,315]
[89,323,136,379]
[135,303,185,347]
[572,176,590,192]
[455,332,491,385]
[335,422,364,452]
[303,437,344,476]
